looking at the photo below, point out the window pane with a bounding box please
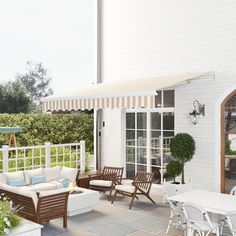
[137,130,146,146]
[151,149,161,166]
[151,131,161,148]
[151,112,161,130]
[163,131,174,149]
[126,130,135,146]
[155,91,162,107]
[137,165,146,172]
[126,113,135,129]
[126,147,135,163]
[126,164,135,178]
[137,148,146,164]
[163,149,172,164]
[137,113,147,129]
[164,90,175,107]
[163,112,174,130]
[151,166,161,184]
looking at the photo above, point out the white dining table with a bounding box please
[167,189,236,215]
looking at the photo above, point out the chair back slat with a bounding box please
[102,166,124,183]
[134,171,153,193]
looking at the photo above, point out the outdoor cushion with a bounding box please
[44,166,61,181]
[49,180,64,189]
[8,178,25,187]
[31,175,46,185]
[24,168,43,185]
[2,171,24,185]
[16,188,38,210]
[39,188,69,197]
[115,184,135,193]
[90,180,112,187]
[56,178,70,188]
[29,182,59,191]
[60,166,78,182]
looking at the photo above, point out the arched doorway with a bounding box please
[221,90,236,193]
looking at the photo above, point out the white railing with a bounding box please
[0,141,90,173]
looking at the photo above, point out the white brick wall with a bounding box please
[100,0,236,190]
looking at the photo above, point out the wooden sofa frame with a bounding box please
[0,189,70,228]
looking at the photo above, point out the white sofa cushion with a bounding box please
[24,168,43,185]
[28,182,59,191]
[39,188,69,197]
[2,171,24,185]
[44,166,61,181]
[115,184,135,193]
[16,188,38,209]
[90,180,112,187]
[60,167,78,182]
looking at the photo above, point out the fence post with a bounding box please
[80,141,86,173]
[45,142,51,168]
[2,145,9,172]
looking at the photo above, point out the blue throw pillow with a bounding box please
[8,178,25,187]
[57,178,70,188]
[31,175,46,185]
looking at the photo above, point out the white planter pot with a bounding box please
[9,219,43,236]
[170,182,193,194]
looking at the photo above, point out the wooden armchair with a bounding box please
[112,171,155,209]
[89,166,124,200]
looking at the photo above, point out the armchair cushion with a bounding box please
[115,184,135,193]
[90,180,112,187]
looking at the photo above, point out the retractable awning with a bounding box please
[42,72,207,112]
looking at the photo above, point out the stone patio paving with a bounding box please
[41,192,184,236]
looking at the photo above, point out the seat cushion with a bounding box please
[115,184,136,193]
[90,180,112,187]
[28,182,59,191]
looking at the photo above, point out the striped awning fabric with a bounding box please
[42,72,207,112]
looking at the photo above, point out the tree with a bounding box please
[16,61,53,109]
[0,81,32,113]
[170,133,196,184]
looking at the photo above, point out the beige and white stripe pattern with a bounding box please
[41,72,208,112]
[42,95,155,112]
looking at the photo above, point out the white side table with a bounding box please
[67,187,99,216]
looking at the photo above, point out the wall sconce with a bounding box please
[189,100,205,125]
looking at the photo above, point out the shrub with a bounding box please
[0,195,21,235]
[0,114,94,153]
[170,133,195,184]
[166,160,182,183]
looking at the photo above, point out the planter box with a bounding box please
[9,219,43,236]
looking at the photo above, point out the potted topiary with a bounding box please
[166,160,182,184]
[170,133,195,184]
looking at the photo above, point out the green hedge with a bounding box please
[0,114,94,153]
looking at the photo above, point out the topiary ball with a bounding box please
[170,133,195,163]
[166,160,182,178]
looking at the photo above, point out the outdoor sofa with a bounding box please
[0,166,79,227]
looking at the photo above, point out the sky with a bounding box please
[0,0,97,94]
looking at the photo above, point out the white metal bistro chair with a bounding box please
[164,184,186,234]
[220,186,236,234]
[226,211,236,236]
[183,202,220,236]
